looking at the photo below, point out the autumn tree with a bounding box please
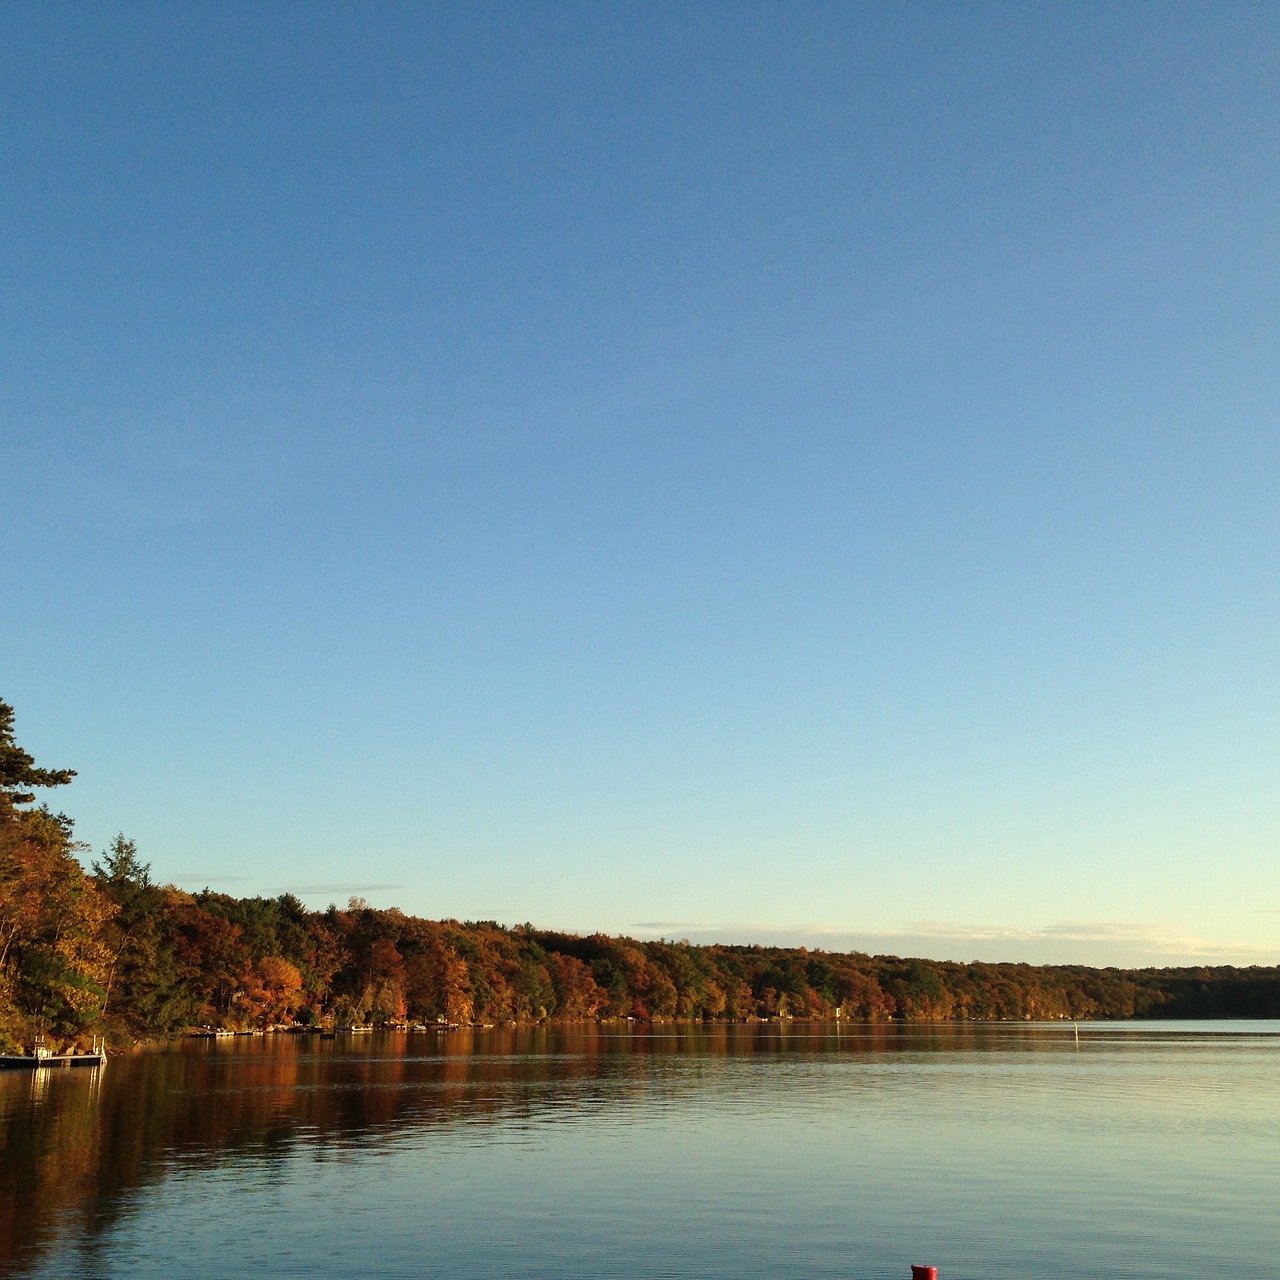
[0,703,111,1048]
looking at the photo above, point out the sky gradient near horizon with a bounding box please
[4,3,1278,967]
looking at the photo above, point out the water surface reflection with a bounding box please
[3,1022,1277,1279]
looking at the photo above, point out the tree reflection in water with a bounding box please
[1,1022,946,1272]
[4,1020,1171,1277]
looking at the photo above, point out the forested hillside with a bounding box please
[3,699,1277,1051]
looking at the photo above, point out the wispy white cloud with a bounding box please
[167,876,407,896]
[889,918,1271,957]
[168,873,252,885]
[628,918,1278,967]
[288,882,403,895]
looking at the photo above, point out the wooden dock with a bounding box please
[0,1050,105,1069]
[0,1037,106,1069]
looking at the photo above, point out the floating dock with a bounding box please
[0,1040,106,1069]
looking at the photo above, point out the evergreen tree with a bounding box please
[0,699,75,815]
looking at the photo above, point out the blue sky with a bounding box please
[4,3,1278,965]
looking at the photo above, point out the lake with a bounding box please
[2,1021,1276,1278]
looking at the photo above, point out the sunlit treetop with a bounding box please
[0,699,75,811]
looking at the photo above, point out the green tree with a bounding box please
[92,835,192,1037]
[0,700,75,816]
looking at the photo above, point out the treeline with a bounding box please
[2,699,1279,1050]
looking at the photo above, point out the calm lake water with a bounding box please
[2,1021,1277,1279]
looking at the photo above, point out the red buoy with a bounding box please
[910,1268,937,1280]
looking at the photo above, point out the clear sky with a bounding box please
[4,3,1278,966]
